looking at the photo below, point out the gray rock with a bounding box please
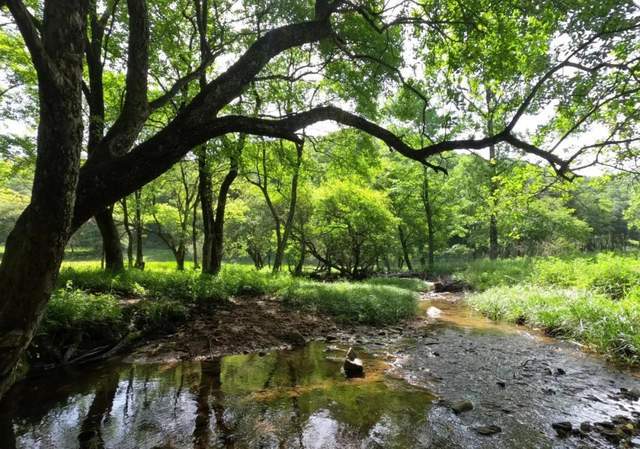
[474,425,502,436]
[344,358,364,378]
[552,422,572,437]
[450,400,474,414]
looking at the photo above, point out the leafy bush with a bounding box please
[468,285,640,363]
[38,284,125,346]
[127,299,189,335]
[282,280,417,325]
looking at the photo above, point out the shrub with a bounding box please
[282,280,417,325]
[37,284,125,348]
[127,299,189,335]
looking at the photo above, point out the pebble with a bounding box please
[474,425,502,436]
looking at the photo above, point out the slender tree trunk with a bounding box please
[488,140,499,260]
[133,190,145,269]
[422,169,435,270]
[198,147,214,273]
[210,156,239,275]
[175,244,186,271]
[192,194,199,269]
[271,142,303,273]
[293,240,306,276]
[0,0,88,398]
[398,225,413,271]
[486,89,499,260]
[122,197,134,268]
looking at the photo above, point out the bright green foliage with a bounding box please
[468,285,640,363]
[128,299,189,335]
[308,180,398,277]
[282,281,418,325]
[40,285,123,341]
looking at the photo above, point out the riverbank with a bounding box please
[456,254,640,365]
[27,266,426,372]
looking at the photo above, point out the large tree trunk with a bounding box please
[95,208,124,272]
[0,0,87,398]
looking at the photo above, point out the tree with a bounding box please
[244,139,304,273]
[0,0,638,398]
[146,161,199,270]
[306,180,398,278]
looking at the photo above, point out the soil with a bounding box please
[126,295,408,364]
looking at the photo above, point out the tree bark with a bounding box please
[133,190,145,269]
[398,225,413,271]
[95,208,124,272]
[198,147,215,273]
[487,89,499,260]
[0,0,87,398]
[422,168,435,270]
[121,197,134,268]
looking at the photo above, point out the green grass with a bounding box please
[52,265,423,338]
[455,257,534,290]
[282,280,418,325]
[468,285,640,364]
[454,253,640,299]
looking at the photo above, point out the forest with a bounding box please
[0,0,640,448]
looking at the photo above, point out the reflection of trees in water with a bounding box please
[0,412,17,449]
[193,359,234,449]
[78,372,120,449]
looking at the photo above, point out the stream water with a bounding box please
[1,293,639,449]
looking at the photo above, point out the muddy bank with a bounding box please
[127,295,413,364]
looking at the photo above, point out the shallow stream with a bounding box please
[1,293,639,449]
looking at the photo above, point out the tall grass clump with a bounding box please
[468,285,640,363]
[57,264,296,305]
[456,257,534,291]
[364,276,431,292]
[282,280,418,325]
[533,253,640,300]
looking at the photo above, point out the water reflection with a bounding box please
[0,342,434,449]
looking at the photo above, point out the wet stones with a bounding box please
[343,347,365,378]
[619,387,640,401]
[473,425,502,436]
[552,422,573,438]
[450,400,474,414]
[433,279,467,293]
[282,330,306,347]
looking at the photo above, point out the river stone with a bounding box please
[580,422,592,432]
[282,330,306,347]
[344,347,364,378]
[474,425,502,436]
[552,422,573,437]
[344,358,364,378]
[450,400,474,414]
